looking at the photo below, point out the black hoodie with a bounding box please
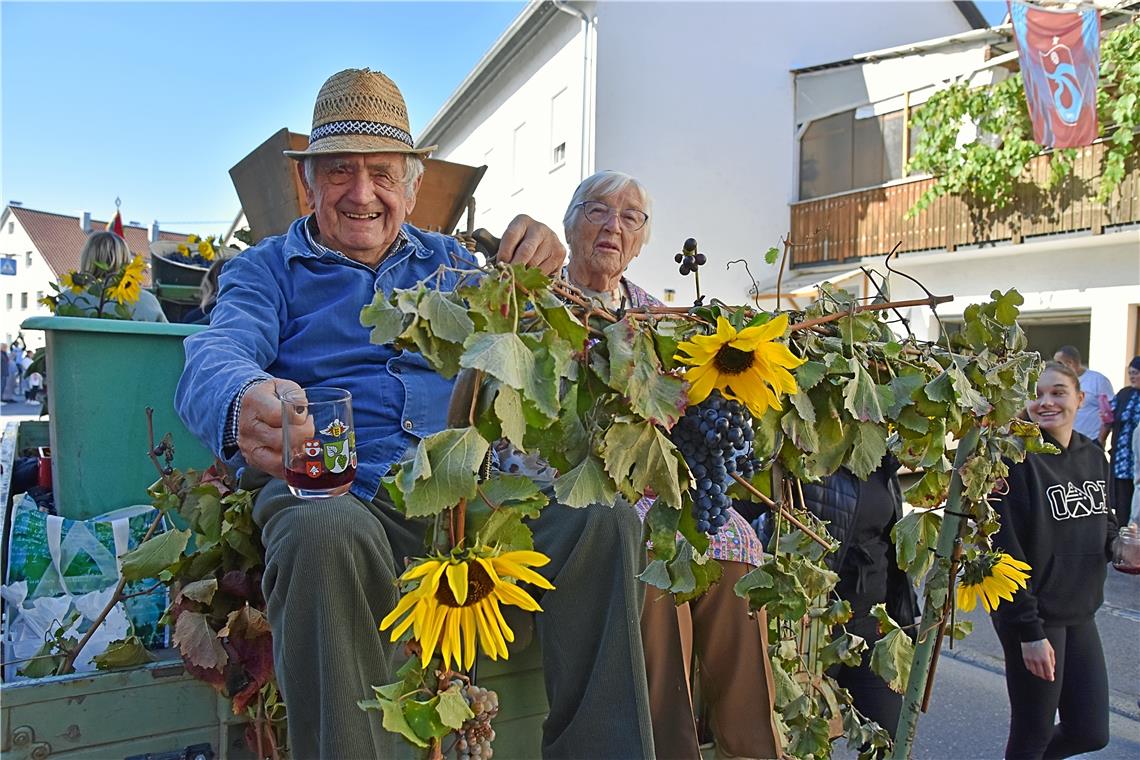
[991,431,1118,641]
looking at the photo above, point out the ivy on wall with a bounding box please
[905,20,1139,218]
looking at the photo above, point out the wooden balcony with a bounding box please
[788,142,1139,268]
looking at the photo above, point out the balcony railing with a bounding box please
[789,142,1139,268]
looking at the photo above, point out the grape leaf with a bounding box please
[843,359,885,423]
[473,474,548,518]
[553,454,618,508]
[360,693,429,748]
[120,529,191,582]
[401,428,490,517]
[179,578,218,605]
[904,468,950,508]
[602,421,686,508]
[360,297,408,345]
[893,510,942,577]
[173,610,227,672]
[437,685,475,730]
[92,636,155,670]
[404,697,449,743]
[644,499,682,563]
[869,605,913,694]
[536,291,589,351]
[817,631,867,670]
[675,551,722,604]
[218,605,271,640]
[461,333,535,390]
[665,542,697,595]
[846,422,887,480]
[795,360,828,391]
[493,385,527,450]
[781,406,819,453]
[418,289,474,344]
[638,558,673,589]
[477,510,535,551]
[604,318,687,429]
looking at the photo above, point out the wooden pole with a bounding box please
[890,424,979,759]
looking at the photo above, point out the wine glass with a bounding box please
[281,387,356,499]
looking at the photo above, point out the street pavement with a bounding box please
[0,398,43,419]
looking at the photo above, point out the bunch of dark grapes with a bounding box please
[673,237,706,276]
[670,390,759,535]
[453,682,499,760]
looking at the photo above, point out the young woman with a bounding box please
[990,361,1118,760]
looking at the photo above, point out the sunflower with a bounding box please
[674,314,806,416]
[380,546,555,671]
[956,552,1031,613]
[109,255,145,305]
[60,272,85,294]
[197,240,216,261]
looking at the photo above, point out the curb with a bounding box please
[940,645,1140,722]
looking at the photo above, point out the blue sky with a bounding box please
[2,1,1007,241]
[1,1,525,239]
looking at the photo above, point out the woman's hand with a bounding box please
[498,215,566,275]
[1021,638,1056,681]
[237,377,305,480]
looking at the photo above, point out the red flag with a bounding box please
[106,208,124,238]
[1009,0,1100,149]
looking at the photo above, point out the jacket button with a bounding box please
[403,420,414,431]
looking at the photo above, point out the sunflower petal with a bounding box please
[446,562,470,606]
[495,550,552,568]
[685,363,718,406]
[493,558,555,590]
[420,605,448,667]
[462,607,478,670]
[495,581,543,612]
[487,596,515,644]
[472,602,501,660]
[379,590,420,632]
[400,558,446,582]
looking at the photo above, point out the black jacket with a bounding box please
[991,431,1117,641]
[800,459,918,630]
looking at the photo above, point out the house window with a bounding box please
[36,291,43,303]
[799,108,906,200]
[550,88,569,169]
[20,292,28,310]
[512,122,528,192]
[663,288,676,303]
[5,294,11,310]
[25,252,32,267]
[7,222,12,234]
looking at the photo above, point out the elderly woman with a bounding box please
[561,170,781,759]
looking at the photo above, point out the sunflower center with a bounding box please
[713,345,755,375]
[435,561,495,608]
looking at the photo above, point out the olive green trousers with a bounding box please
[251,476,655,759]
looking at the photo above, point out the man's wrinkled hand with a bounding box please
[497,214,566,276]
[237,377,304,480]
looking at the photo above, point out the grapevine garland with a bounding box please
[355,257,1047,758]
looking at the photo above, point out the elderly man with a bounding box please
[177,69,653,759]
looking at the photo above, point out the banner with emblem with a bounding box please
[1008,0,1101,148]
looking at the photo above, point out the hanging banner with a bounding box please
[1008,0,1100,149]
[106,208,124,238]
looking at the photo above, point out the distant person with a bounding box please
[1053,346,1112,443]
[25,371,43,402]
[1105,356,1140,527]
[182,254,232,324]
[990,361,1116,760]
[0,342,15,403]
[59,232,168,323]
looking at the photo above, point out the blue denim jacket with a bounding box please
[175,216,474,501]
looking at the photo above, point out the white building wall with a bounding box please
[880,231,1140,388]
[428,10,588,239]
[592,1,971,305]
[0,213,52,349]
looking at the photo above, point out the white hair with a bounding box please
[302,153,424,199]
[563,170,653,244]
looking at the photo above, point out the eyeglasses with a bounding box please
[576,200,649,231]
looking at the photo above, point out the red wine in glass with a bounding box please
[285,464,356,496]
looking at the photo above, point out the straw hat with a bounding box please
[284,68,436,159]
